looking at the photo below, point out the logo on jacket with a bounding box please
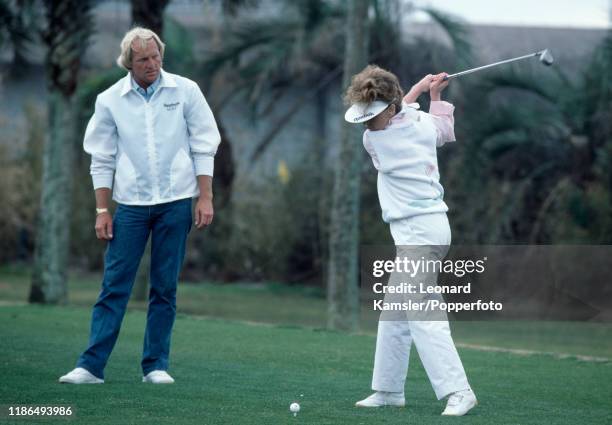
[164,102,180,111]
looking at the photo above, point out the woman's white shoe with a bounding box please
[355,391,405,407]
[441,389,478,416]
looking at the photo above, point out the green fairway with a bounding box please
[2,265,612,359]
[1,305,611,425]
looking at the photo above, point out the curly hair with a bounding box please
[344,65,404,113]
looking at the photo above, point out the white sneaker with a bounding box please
[59,367,104,384]
[355,391,405,407]
[441,389,478,416]
[142,370,175,384]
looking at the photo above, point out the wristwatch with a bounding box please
[96,208,109,216]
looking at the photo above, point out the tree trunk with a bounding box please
[131,0,170,35]
[315,88,328,284]
[30,93,76,304]
[130,0,170,300]
[326,0,370,331]
[30,0,92,304]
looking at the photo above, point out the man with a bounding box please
[59,27,221,384]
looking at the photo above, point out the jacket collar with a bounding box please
[119,69,177,97]
[398,101,421,120]
[388,102,421,126]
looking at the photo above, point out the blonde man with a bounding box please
[59,27,221,384]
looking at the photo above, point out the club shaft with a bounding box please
[446,52,539,80]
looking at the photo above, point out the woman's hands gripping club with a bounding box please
[403,72,450,104]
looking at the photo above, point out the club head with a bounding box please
[538,49,554,66]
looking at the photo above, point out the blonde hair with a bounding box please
[344,65,403,113]
[116,27,165,70]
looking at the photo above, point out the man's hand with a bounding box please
[195,175,214,229]
[95,212,113,240]
[430,72,449,101]
[194,197,213,229]
[93,188,113,240]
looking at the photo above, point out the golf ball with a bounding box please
[290,402,300,414]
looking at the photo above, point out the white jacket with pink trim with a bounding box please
[363,100,456,223]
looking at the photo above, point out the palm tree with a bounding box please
[131,0,170,35]
[201,0,472,160]
[448,30,612,245]
[0,0,40,71]
[200,0,473,327]
[201,0,345,159]
[326,0,369,331]
[30,0,93,304]
[442,33,612,318]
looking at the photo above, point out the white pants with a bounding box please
[371,213,471,399]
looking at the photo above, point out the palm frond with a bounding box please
[0,0,40,63]
[202,4,342,117]
[0,1,12,47]
[477,69,562,104]
[202,18,300,75]
[582,30,612,118]
[42,0,94,96]
[220,0,260,17]
[419,7,473,68]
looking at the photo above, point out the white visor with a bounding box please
[344,100,390,124]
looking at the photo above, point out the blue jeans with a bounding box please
[76,198,192,379]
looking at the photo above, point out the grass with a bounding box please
[1,263,611,358]
[1,304,611,425]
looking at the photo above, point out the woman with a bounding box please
[344,65,477,416]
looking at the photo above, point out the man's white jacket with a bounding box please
[83,69,221,205]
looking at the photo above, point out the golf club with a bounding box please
[443,49,554,80]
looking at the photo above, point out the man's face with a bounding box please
[130,38,161,88]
